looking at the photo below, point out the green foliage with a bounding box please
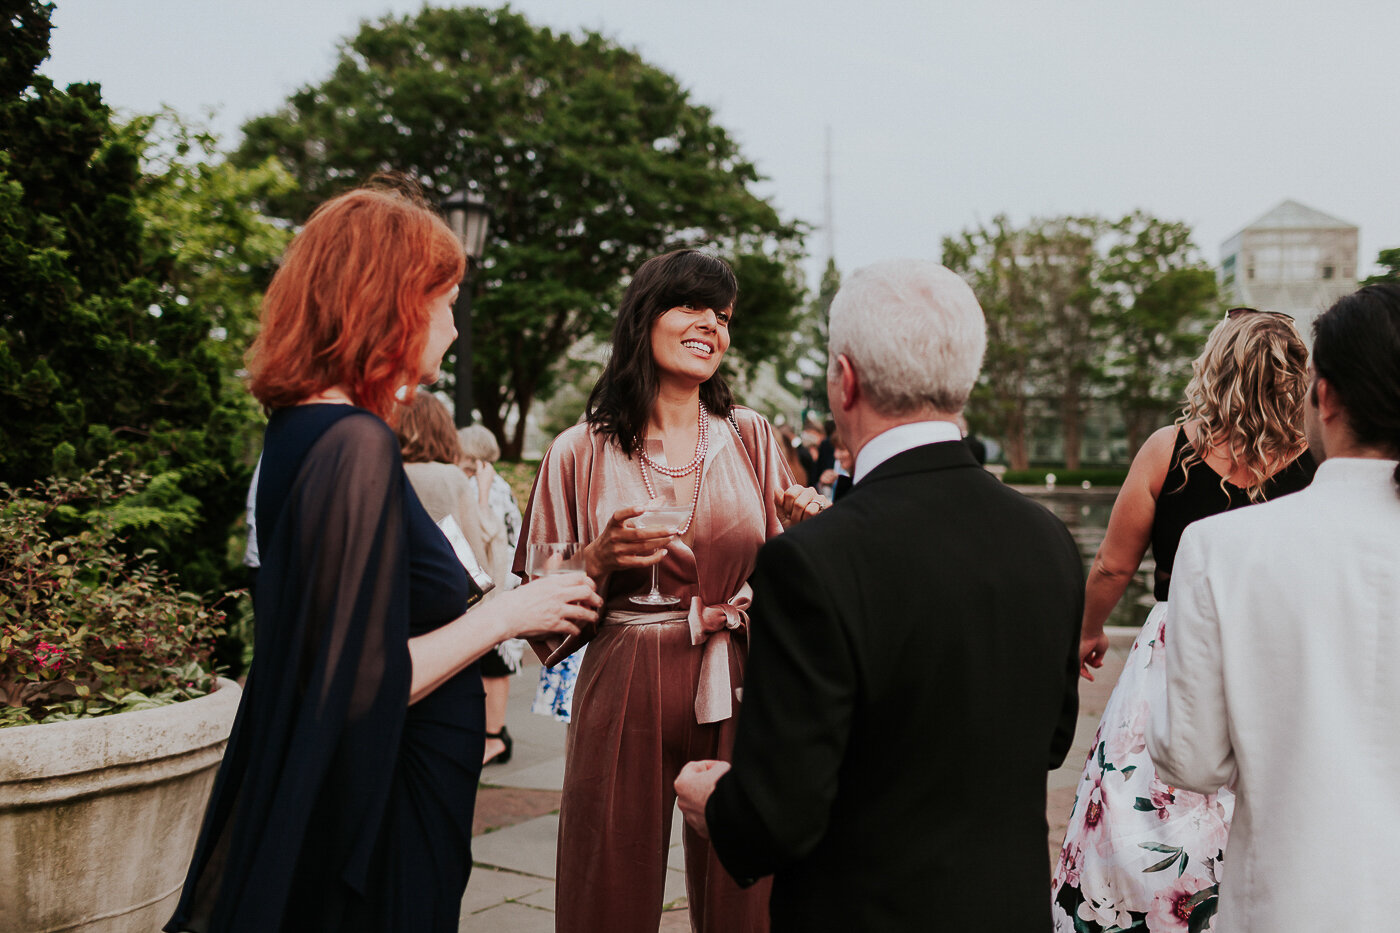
[944,211,1217,468]
[0,4,274,597]
[724,248,808,380]
[1361,247,1400,286]
[495,459,541,512]
[0,467,227,727]
[781,257,839,415]
[1099,212,1219,453]
[944,215,1101,469]
[235,5,804,456]
[127,108,296,383]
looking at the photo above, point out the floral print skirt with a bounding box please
[1052,602,1233,932]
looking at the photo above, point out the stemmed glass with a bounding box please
[628,501,690,607]
[526,542,583,578]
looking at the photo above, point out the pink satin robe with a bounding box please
[514,406,792,933]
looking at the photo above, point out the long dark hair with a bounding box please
[1312,282,1400,490]
[586,250,737,455]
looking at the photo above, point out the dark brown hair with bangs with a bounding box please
[585,249,737,455]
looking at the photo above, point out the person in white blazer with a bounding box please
[1148,282,1400,933]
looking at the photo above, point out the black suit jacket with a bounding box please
[707,440,1082,931]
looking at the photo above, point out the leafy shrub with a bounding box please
[0,467,227,727]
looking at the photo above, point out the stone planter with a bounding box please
[0,678,241,933]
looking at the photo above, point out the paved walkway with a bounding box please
[461,628,1138,931]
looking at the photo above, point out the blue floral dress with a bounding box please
[531,647,587,723]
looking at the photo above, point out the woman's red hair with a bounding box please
[248,185,465,422]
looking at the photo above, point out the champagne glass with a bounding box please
[527,542,583,578]
[628,503,690,607]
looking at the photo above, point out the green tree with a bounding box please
[1098,212,1219,454]
[1361,247,1400,286]
[787,258,840,416]
[943,216,1102,469]
[945,211,1215,467]
[0,2,252,594]
[235,6,804,457]
[129,109,296,390]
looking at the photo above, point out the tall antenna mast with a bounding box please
[823,125,835,266]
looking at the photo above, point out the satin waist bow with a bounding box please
[688,583,751,724]
[599,583,751,724]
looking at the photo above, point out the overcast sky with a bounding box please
[43,0,1400,285]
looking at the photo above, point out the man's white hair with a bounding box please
[828,259,986,415]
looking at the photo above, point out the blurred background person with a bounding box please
[795,418,832,487]
[395,390,495,594]
[458,423,526,765]
[775,423,806,489]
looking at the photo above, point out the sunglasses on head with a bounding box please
[1225,306,1294,322]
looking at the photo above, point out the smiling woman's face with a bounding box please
[649,302,733,388]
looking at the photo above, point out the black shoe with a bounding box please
[484,726,512,766]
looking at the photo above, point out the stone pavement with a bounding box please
[459,654,693,932]
[461,628,1138,931]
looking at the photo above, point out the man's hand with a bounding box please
[775,484,829,528]
[674,759,731,839]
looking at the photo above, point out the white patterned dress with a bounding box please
[1052,603,1232,932]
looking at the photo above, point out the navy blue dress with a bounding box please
[167,405,485,932]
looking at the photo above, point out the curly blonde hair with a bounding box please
[1175,310,1309,501]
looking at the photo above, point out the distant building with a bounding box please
[1220,199,1358,344]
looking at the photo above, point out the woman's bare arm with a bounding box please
[1079,425,1175,680]
[407,572,600,704]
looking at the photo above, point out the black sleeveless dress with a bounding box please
[167,405,485,932]
[1151,428,1316,599]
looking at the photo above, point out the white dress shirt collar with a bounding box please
[851,420,962,485]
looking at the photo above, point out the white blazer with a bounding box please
[1148,458,1400,933]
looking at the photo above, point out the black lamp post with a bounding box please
[441,188,491,427]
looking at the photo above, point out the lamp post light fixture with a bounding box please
[441,188,491,427]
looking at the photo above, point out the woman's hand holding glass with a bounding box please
[580,505,680,582]
[489,571,601,641]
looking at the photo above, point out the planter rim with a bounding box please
[0,677,241,785]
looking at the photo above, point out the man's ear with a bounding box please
[835,354,860,412]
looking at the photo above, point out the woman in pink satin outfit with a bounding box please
[515,250,824,932]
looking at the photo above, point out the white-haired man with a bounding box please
[675,259,1083,930]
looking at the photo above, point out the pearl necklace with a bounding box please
[639,401,708,535]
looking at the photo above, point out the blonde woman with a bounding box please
[457,424,525,764]
[1052,309,1316,932]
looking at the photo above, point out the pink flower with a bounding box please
[32,642,67,670]
[1174,795,1231,864]
[1146,872,1216,931]
[1057,842,1084,888]
[1104,699,1149,764]
[1149,774,1177,820]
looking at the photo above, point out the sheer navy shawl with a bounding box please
[168,409,434,930]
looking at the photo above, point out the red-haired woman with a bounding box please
[166,184,600,933]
